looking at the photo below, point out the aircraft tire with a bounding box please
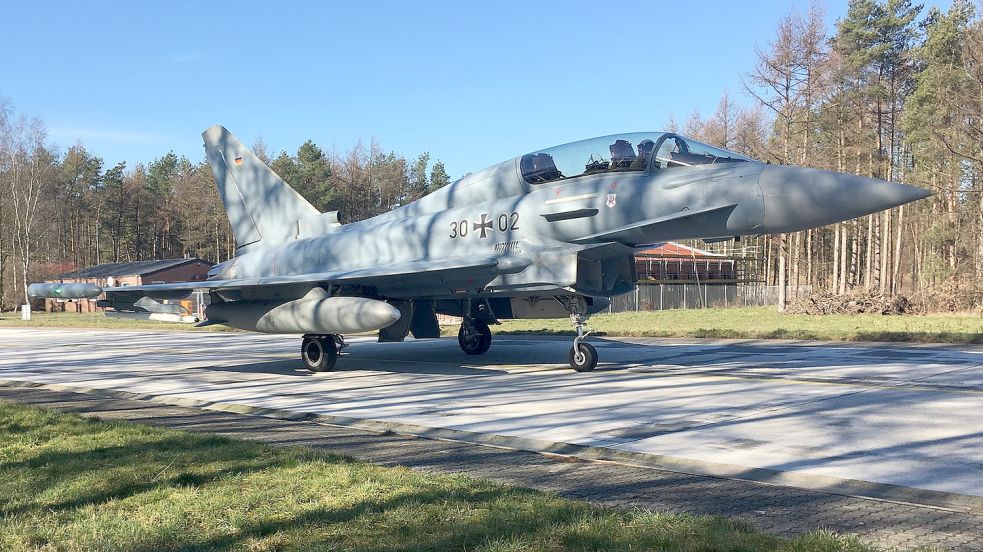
[569,342,598,372]
[302,335,338,372]
[458,320,492,355]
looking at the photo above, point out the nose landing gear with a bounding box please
[556,296,598,372]
[568,311,597,372]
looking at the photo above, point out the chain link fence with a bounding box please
[608,284,812,312]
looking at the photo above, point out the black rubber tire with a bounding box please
[569,342,598,372]
[458,320,492,355]
[302,335,338,372]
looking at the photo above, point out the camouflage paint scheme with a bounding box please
[31,125,930,371]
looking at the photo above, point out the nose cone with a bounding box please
[758,166,930,233]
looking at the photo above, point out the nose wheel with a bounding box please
[560,297,597,372]
[301,334,339,372]
[570,341,597,372]
[568,311,597,372]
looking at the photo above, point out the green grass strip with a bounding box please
[495,307,983,344]
[6,308,983,345]
[0,402,877,551]
[0,312,236,332]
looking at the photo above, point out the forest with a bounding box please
[2,0,982,312]
[0,113,451,310]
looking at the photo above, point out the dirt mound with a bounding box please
[786,290,918,315]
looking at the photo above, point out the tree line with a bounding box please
[682,0,983,310]
[3,0,983,311]
[0,105,450,308]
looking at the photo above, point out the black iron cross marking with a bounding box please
[473,213,493,238]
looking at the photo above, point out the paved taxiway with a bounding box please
[1,327,981,500]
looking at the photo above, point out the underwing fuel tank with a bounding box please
[28,282,103,299]
[205,288,401,334]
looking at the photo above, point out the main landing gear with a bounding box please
[301,334,346,372]
[458,318,492,355]
[457,297,494,356]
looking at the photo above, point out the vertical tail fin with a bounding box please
[202,125,320,253]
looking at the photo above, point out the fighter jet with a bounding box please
[30,126,930,372]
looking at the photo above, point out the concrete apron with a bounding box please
[0,328,981,514]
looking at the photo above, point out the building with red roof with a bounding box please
[635,242,741,284]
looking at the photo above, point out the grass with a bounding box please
[495,307,983,344]
[0,311,236,332]
[6,307,983,345]
[0,402,877,552]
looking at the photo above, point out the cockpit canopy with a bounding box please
[519,132,753,185]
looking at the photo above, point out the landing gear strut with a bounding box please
[458,298,493,355]
[301,334,339,372]
[562,298,598,372]
[458,319,492,355]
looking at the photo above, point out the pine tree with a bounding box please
[429,161,451,190]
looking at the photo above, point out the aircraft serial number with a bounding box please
[449,212,518,239]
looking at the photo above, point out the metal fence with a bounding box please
[608,284,812,312]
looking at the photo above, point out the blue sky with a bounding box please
[0,0,948,179]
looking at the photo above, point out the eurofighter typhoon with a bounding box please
[31,126,930,372]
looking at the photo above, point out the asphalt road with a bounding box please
[1,327,982,549]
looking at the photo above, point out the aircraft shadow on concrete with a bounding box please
[204,356,502,377]
[190,335,979,378]
[338,336,651,376]
[197,359,319,377]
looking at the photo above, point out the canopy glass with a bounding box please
[520,133,752,185]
